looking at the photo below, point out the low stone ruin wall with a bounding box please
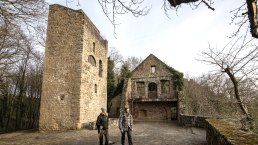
[179,115,258,144]
[178,114,210,128]
[109,118,119,127]
[206,119,258,145]
[85,118,119,130]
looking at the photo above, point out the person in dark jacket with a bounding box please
[119,107,133,145]
[96,108,109,145]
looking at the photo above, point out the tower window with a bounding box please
[95,84,97,93]
[99,60,103,77]
[93,42,95,53]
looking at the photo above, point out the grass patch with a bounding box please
[207,119,258,145]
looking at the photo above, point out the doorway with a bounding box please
[170,107,177,120]
[138,109,147,119]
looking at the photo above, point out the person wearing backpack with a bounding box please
[96,108,109,145]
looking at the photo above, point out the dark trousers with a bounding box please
[99,129,109,145]
[121,129,133,145]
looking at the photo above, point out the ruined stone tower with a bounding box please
[39,4,108,131]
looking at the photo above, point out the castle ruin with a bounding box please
[110,54,185,121]
[39,4,108,131]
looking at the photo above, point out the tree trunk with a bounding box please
[15,67,26,130]
[5,78,19,132]
[224,67,254,130]
[224,68,250,117]
[246,0,258,38]
[15,48,30,130]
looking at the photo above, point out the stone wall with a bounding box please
[131,54,172,79]
[178,114,210,128]
[177,91,185,115]
[86,118,119,130]
[120,78,131,112]
[131,77,175,99]
[206,119,258,145]
[206,119,232,145]
[39,4,107,131]
[131,54,176,100]
[132,101,177,121]
[109,95,121,118]
[79,6,108,128]
[115,54,184,121]
[109,118,119,127]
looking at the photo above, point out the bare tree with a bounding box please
[67,0,258,38]
[108,47,142,73]
[0,1,46,132]
[185,74,250,117]
[185,76,219,117]
[0,33,43,132]
[97,0,151,36]
[166,0,257,38]
[109,47,124,74]
[0,0,48,46]
[198,34,258,130]
[124,56,142,71]
[0,0,47,81]
[94,0,258,38]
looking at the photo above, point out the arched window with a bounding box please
[88,55,96,66]
[136,81,145,97]
[99,60,103,77]
[148,82,157,91]
[148,82,157,98]
[161,80,170,94]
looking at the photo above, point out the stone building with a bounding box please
[116,54,184,120]
[39,5,108,131]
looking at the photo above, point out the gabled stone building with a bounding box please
[118,54,184,121]
[39,5,108,131]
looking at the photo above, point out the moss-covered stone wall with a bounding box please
[206,119,258,145]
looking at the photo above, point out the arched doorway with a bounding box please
[148,82,157,99]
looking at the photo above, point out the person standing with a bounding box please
[96,108,109,145]
[119,107,133,145]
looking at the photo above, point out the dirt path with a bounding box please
[0,121,206,145]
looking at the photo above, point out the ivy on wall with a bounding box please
[166,65,184,91]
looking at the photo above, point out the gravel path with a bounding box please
[0,121,206,145]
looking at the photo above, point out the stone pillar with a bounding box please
[157,80,161,98]
[177,90,186,124]
[145,81,149,98]
[120,78,132,114]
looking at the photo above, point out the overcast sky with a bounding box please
[47,0,251,77]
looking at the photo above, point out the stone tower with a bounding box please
[39,4,108,131]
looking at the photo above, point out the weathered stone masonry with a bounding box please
[119,54,182,121]
[39,4,108,131]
